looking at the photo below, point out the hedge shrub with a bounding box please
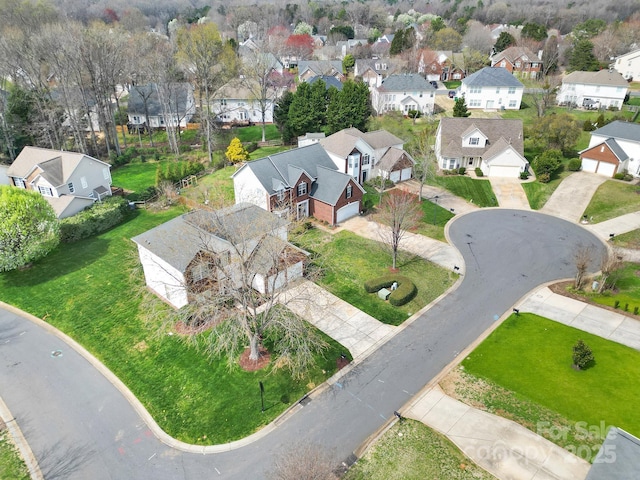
[568,158,582,171]
[475,168,483,177]
[364,274,417,306]
[59,196,129,243]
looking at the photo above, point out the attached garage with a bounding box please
[400,167,412,181]
[581,158,598,173]
[481,145,528,178]
[579,140,624,178]
[486,165,522,178]
[336,202,360,223]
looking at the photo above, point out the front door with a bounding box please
[362,170,368,182]
[297,200,309,220]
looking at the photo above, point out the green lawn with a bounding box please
[611,229,640,249]
[577,263,640,313]
[0,432,29,480]
[430,176,498,207]
[111,160,166,194]
[234,124,280,143]
[294,229,456,325]
[521,169,572,210]
[415,200,455,241]
[344,420,494,480]
[179,165,236,206]
[0,208,348,444]
[249,145,291,159]
[583,180,640,223]
[463,313,640,441]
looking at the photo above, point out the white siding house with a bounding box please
[612,48,640,81]
[459,67,524,110]
[580,121,640,178]
[557,70,629,109]
[371,74,436,116]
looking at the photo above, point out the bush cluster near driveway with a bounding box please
[59,196,130,243]
[0,207,348,444]
[462,313,640,444]
[430,176,498,207]
[583,180,640,223]
[294,229,455,326]
[576,262,640,313]
[344,420,495,480]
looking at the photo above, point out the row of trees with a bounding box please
[274,79,371,144]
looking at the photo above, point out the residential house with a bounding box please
[435,118,529,178]
[459,67,524,110]
[297,133,325,148]
[418,49,447,82]
[132,203,306,309]
[579,121,640,177]
[232,143,364,225]
[320,127,414,183]
[491,46,543,79]
[437,51,466,81]
[211,80,277,126]
[612,48,640,81]
[354,59,398,87]
[127,83,196,130]
[556,70,629,110]
[371,73,436,116]
[336,39,368,59]
[6,146,112,218]
[307,75,343,91]
[298,60,344,83]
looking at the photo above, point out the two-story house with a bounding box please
[435,118,529,178]
[612,48,640,81]
[297,60,344,83]
[6,146,112,218]
[320,128,414,184]
[371,74,436,116]
[132,204,306,309]
[127,83,196,130]
[232,143,364,225]
[491,46,543,79]
[556,70,629,110]
[354,59,398,88]
[579,121,640,178]
[459,67,524,110]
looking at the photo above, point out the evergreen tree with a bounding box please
[274,91,295,144]
[567,38,599,72]
[453,97,471,117]
[521,22,547,41]
[389,29,405,55]
[494,32,515,53]
[326,81,371,135]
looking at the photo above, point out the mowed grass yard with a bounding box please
[0,208,348,444]
[294,228,456,325]
[583,180,640,223]
[462,314,640,441]
[430,176,498,207]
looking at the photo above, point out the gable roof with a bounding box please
[311,166,362,206]
[320,128,365,158]
[438,118,524,158]
[492,46,539,64]
[298,60,343,77]
[362,130,404,149]
[462,67,523,87]
[307,75,343,90]
[131,203,287,273]
[7,146,109,184]
[562,70,628,87]
[128,83,193,116]
[377,147,414,171]
[378,73,434,92]
[233,143,338,196]
[590,120,640,142]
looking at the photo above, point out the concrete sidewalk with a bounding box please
[541,172,606,222]
[339,215,465,274]
[489,177,531,210]
[406,386,590,480]
[584,211,640,240]
[517,286,640,351]
[280,280,395,359]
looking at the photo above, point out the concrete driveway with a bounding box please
[488,177,531,210]
[541,172,607,222]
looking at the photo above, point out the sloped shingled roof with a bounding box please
[591,120,640,142]
[378,73,434,92]
[463,67,524,87]
[439,118,525,159]
[562,70,628,87]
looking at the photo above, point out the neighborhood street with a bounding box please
[0,209,606,479]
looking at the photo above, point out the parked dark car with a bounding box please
[448,90,456,98]
[430,81,438,89]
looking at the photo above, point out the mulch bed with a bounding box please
[238,347,271,372]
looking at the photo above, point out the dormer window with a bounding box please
[297,182,307,196]
[38,185,53,196]
[469,137,480,146]
[346,184,353,199]
[277,188,285,201]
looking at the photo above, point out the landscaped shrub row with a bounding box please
[475,167,483,177]
[364,274,417,306]
[59,197,130,243]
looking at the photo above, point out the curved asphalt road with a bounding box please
[0,210,606,479]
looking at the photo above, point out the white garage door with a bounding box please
[400,167,412,181]
[597,162,616,177]
[581,158,598,173]
[388,171,401,183]
[488,165,520,178]
[336,202,360,223]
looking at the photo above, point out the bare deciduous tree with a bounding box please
[377,189,422,270]
[598,249,623,293]
[574,244,594,290]
[409,122,438,201]
[266,442,337,480]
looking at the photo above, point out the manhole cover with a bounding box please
[51,350,63,358]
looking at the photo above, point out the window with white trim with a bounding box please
[362,154,370,165]
[509,100,517,108]
[38,185,53,196]
[297,182,307,196]
[68,182,75,193]
[277,188,285,201]
[81,176,88,189]
[508,87,516,94]
[469,99,481,107]
[13,178,26,188]
[346,184,352,199]
[470,86,481,94]
[469,137,479,146]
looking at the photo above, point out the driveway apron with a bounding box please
[541,172,606,222]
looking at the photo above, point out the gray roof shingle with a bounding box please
[562,70,628,87]
[591,120,640,142]
[439,118,524,158]
[128,83,193,117]
[462,67,524,87]
[378,73,434,92]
